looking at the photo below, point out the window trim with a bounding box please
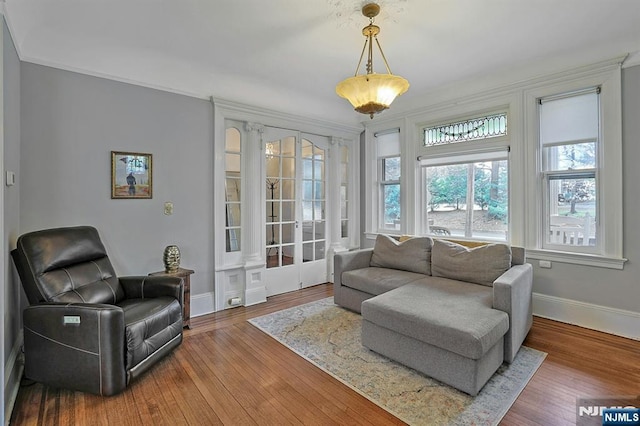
[379,155,401,232]
[365,124,404,235]
[523,62,625,266]
[420,149,510,242]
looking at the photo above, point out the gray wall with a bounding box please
[3,17,22,424]
[529,65,640,313]
[20,63,214,294]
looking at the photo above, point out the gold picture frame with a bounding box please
[111,151,152,199]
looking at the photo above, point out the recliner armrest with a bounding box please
[120,276,183,306]
[492,263,533,363]
[23,302,127,396]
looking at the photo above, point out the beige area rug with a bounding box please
[248,297,546,426]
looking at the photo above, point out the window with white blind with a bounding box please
[540,89,599,252]
[376,130,401,232]
[340,146,350,239]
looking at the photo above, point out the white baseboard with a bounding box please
[191,291,215,318]
[533,292,640,340]
[4,331,24,426]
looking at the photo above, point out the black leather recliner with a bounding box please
[11,226,184,396]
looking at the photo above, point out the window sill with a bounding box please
[366,231,402,240]
[525,249,627,270]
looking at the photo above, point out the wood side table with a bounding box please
[149,267,194,328]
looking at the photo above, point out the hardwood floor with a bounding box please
[9,283,640,425]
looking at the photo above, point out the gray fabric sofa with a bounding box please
[334,235,533,395]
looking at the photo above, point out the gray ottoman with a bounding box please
[361,281,509,395]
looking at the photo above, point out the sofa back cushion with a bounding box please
[370,234,433,275]
[431,239,512,286]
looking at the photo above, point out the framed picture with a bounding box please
[111,151,152,199]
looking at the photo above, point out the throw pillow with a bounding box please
[431,239,512,286]
[370,234,433,275]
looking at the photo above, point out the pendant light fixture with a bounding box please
[335,3,409,119]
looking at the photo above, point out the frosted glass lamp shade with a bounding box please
[336,73,409,118]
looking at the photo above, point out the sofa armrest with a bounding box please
[120,276,184,307]
[23,302,127,395]
[333,249,374,287]
[492,263,533,363]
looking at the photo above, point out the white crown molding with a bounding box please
[213,97,363,138]
[372,55,628,128]
[622,51,640,68]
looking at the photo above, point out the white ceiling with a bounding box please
[3,0,640,127]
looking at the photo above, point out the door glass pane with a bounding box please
[267,140,280,156]
[281,245,295,265]
[266,179,279,200]
[281,223,295,244]
[282,158,295,178]
[266,248,279,268]
[281,201,294,221]
[266,224,279,246]
[225,178,240,201]
[314,221,325,240]
[225,126,242,253]
[302,180,313,199]
[302,201,313,221]
[303,221,313,241]
[315,241,325,260]
[282,138,295,157]
[314,161,324,180]
[303,242,313,262]
[301,140,313,157]
[226,229,241,252]
[226,128,241,152]
[281,179,295,199]
[314,201,325,220]
[226,204,241,227]
[266,157,280,178]
[266,136,297,269]
[266,201,279,222]
[313,146,325,161]
[315,182,324,199]
[225,153,241,173]
[303,159,313,179]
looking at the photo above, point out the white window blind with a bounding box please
[376,130,400,157]
[540,91,599,146]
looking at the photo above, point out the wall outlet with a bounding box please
[539,260,552,269]
[6,171,15,186]
[164,202,173,215]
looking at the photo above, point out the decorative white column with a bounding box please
[327,137,349,282]
[243,122,267,306]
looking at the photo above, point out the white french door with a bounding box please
[264,127,329,296]
[299,133,328,289]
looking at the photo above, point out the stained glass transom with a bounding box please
[424,113,507,146]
